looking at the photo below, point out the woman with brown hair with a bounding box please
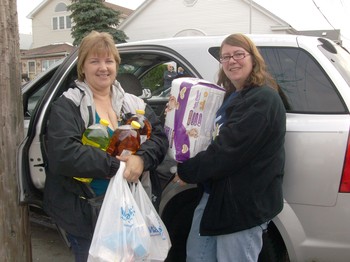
[175,33,286,261]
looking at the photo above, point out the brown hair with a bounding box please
[217,33,278,92]
[77,31,121,81]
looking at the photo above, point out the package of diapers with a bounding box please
[164,77,225,162]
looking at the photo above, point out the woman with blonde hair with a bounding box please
[44,31,168,261]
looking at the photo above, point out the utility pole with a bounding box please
[0,0,32,260]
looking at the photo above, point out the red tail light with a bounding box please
[340,136,350,192]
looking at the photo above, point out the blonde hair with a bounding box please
[217,33,278,92]
[77,31,121,81]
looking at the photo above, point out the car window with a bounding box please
[27,84,49,116]
[140,63,167,95]
[22,71,56,118]
[209,46,346,113]
[119,52,193,98]
[261,47,346,113]
[119,61,166,94]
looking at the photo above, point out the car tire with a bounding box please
[258,223,289,262]
[162,188,200,262]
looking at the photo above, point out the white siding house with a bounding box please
[28,0,73,48]
[119,0,297,42]
[27,0,133,48]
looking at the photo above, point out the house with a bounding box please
[118,0,297,42]
[27,0,133,48]
[20,43,74,81]
[22,0,132,80]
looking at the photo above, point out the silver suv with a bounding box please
[18,34,350,261]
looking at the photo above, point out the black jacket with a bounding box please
[178,86,286,236]
[43,87,168,239]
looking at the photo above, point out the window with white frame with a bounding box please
[42,59,61,72]
[52,3,72,30]
[28,61,36,80]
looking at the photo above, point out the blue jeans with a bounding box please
[186,193,267,262]
[66,233,91,262]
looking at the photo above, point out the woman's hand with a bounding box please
[172,174,187,187]
[117,155,144,182]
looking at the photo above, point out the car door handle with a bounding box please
[34,163,46,168]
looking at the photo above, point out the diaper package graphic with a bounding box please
[164,78,225,162]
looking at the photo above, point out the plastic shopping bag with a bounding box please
[88,162,151,262]
[132,182,172,261]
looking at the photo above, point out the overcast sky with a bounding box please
[17,0,350,49]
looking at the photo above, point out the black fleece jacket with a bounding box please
[178,85,286,236]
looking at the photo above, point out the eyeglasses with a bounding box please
[219,52,250,63]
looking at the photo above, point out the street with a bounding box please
[31,221,74,261]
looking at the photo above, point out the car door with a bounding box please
[18,49,79,205]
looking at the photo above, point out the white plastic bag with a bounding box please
[132,182,172,261]
[88,162,151,262]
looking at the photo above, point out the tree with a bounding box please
[68,0,128,46]
[140,64,166,92]
[0,0,31,260]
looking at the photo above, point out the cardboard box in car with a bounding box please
[164,77,225,162]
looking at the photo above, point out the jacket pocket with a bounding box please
[86,194,105,230]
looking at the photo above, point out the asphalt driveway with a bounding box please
[31,222,74,261]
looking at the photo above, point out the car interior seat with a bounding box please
[117,73,143,97]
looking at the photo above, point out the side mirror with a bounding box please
[140,88,152,99]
